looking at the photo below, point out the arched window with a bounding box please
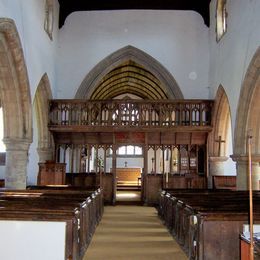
[44,0,54,40]
[118,145,143,156]
[216,0,227,42]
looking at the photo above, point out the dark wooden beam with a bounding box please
[58,0,211,28]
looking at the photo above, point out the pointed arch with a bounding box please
[75,45,183,99]
[209,85,232,157]
[234,47,260,156]
[33,73,54,162]
[0,18,32,188]
[0,18,32,141]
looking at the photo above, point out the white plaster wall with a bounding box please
[0,0,60,184]
[57,10,210,99]
[209,0,260,135]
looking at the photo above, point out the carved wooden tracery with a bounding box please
[50,98,212,191]
[49,99,213,130]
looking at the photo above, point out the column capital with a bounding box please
[3,137,31,151]
[231,154,260,163]
[209,156,229,162]
[37,147,54,162]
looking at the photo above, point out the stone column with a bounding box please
[231,155,260,190]
[4,138,31,189]
[208,156,228,188]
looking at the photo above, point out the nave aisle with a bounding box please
[84,205,187,260]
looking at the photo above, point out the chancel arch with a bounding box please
[33,73,54,163]
[49,47,212,204]
[232,47,260,190]
[0,18,32,189]
[75,45,184,100]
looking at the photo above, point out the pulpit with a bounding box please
[37,161,66,185]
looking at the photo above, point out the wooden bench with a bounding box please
[212,175,236,190]
[0,198,81,259]
[159,189,260,260]
[0,187,103,259]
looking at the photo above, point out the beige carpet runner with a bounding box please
[84,205,188,260]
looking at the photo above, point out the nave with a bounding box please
[84,204,187,260]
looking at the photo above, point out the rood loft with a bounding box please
[45,46,214,204]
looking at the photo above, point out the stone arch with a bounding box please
[75,45,184,99]
[33,73,54,162]
[209,85,232,157]
[234,47,260,156]
[208,85,233,187]
[0,18,32,188]
[232,47,260,190]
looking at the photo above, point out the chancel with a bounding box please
[0,0,260,259]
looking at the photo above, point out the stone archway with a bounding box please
[0,18,32,188]
[232,47,260,190]
[34,73,54,163]
[75,45,184,99]
[209,85,232,157]
[208,85,232,187]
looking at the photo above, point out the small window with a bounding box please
[216,0,227,42]
[126,145,134,154]
[118,146,125,155]
[109,145,143,156]
[135,146,142,155]
[44,0,54,40]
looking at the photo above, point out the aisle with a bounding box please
[84,205,188,260]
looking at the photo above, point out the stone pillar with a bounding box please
[231,155,260,190]
[208,156,228,188]
[37,147,54,163]
[4,138,31,189]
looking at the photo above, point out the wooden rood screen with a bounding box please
[48,99,214,203]
[49,99,213,130]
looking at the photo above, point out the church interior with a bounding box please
[0,0,259,259]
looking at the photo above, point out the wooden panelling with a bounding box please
[38,161,66,185]
[116,168,141,182]
[144,174,163,205]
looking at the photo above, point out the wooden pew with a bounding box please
[0,187,103,260]
[212,175,236,190]
[0,190,100,259]
[0,199,81,259]
[26,186,104,251]
[159,189,260,260]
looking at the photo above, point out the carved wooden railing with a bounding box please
[49,99,213,130]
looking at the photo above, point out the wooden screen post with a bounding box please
[248,132,254,260]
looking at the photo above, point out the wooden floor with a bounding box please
[84,205,188,260]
